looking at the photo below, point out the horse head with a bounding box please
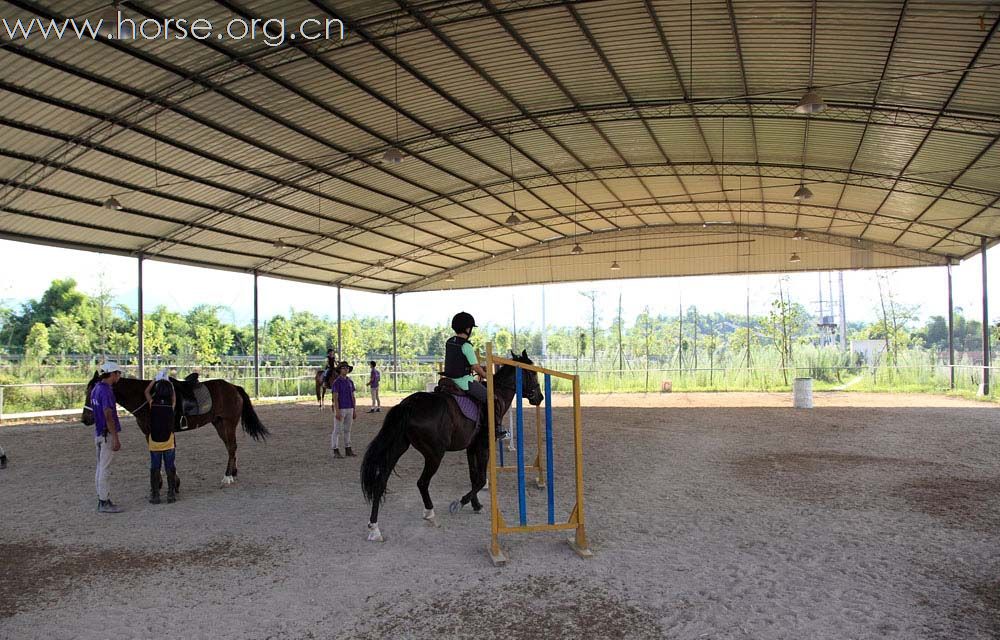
[510,349,544,407]
[80,370,101,426]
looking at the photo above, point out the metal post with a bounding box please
[253,272,260,398]
[336,285,342,358]
[137,253,144,379]
[541,285,547,363]
[947,261,955,389]
[391,293,398,392]
[838,271,847,350]
[981,239,990,395]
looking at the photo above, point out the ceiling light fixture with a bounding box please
[793,229,806,240]
[794,89,827,114]
[793,184,813,200]
[272,238,287,248]
[382,147,403,164]
[571,243,584,255]
[103,196,122,210]
[505,213,522,225]
[383,23,404,165]
[445,274,455,282]
[788,252,802,263]
[610,260,621,270]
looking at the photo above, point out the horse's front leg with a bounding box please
[451,445,488,514]
[213,418,238,486]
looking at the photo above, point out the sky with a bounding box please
[0,238,997,331]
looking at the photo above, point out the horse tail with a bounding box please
[236,386,269,441]
[361,402,410,506]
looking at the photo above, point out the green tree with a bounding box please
[49,313,90,356]
[187,305,233,364]
[25,322,50,362]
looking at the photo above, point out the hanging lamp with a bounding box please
[571,243,584,255]
[383,26,404,164]
[103,196,122,210]
[793,184,813,200]
[795,89,827,114]
[793,229,806,240]
[610,260,621,270]
[788,252,801,263]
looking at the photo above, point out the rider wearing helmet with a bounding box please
[444,311,508,439]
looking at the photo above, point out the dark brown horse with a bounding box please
[361,351,543,542]
[315,369,327,407]
[82,373,268,487]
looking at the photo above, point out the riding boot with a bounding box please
[345,446,356,457]
[166,469,178,503]
[482,408,508,440]
[149,470,161,504]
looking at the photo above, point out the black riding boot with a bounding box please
[483,406,508,440]
[166,469,178,503]
[149,470,162,504]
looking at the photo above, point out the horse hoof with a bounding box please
[449,500,463,515]
[472,504,483,513]
[422,508,435,520]
[221,475,235,487]
[367,523,384,542]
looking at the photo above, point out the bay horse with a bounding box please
[361,350,543,542]
[81,372,268,487]
[315,369,327,407]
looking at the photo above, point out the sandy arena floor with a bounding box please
[0,392,998,639]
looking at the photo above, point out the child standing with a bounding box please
[330,362,357,458]
[366,360,381,413]
[144,370,179,504]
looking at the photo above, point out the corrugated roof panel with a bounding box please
[576,2,685,101]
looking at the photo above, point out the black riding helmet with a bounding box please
[451,311,477,334]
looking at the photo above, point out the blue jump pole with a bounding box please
[545,373,555,525]
[515,368,526,526]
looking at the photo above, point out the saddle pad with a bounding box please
[184,383,212,416]
[453,395,479,423]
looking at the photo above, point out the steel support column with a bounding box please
[981,240,990,395]
[253,271,260,398]
[391,293,398,392]
[337,285,342,358]
[947,261,955,389]
[137,253,144,379]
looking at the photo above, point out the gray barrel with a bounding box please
[793,377,814,408]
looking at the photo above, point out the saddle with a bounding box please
[434,377,467,397]
[170,373,213,429]
[433,378,501,432]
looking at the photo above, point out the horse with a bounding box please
[315,369,327,407]
[361,350,544,542]
[81,372,268,487]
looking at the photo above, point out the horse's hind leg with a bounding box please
[367,437,410,542]
[214,418,238,486]
[416,452,443,523]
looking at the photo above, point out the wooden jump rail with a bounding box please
[485,343,592,566]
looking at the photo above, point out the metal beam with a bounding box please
[391,293,398,392]
[863,13,1000,239]
[947,261,955,389]
[253,272,260,398]
[0,34,501,266]
[337,286,342,358]
[137,253,144,380]
[0,83,457,274]
[396,0,619,231]
[827,0,909,234]
[981,239,990,395]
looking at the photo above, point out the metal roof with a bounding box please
[0,0,997,293]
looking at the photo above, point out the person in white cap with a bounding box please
[91,361,124,513]
[144,369,178,504]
